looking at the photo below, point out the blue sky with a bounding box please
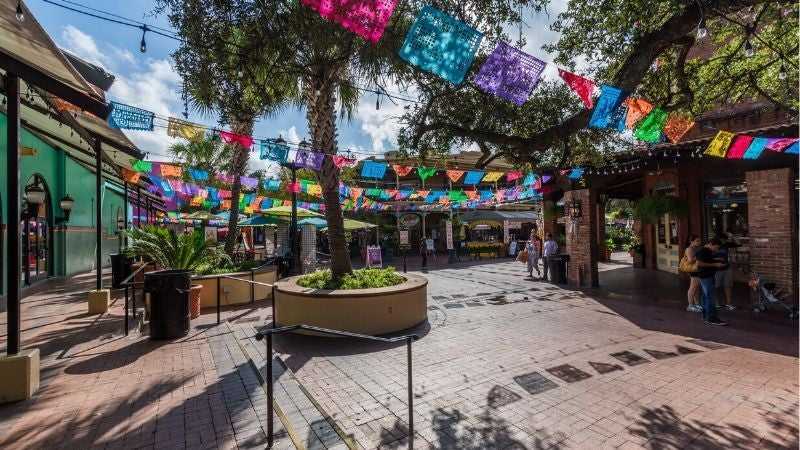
[26,0,566,173]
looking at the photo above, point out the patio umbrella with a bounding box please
[321,218,377,232]
[215,210,248,221]
[260,205,323,218]
[297,217,328,228]
[239,215,283,226]
[185,210,223,221]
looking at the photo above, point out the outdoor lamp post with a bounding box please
[56,194,74,224]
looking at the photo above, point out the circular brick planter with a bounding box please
[274,274,428,336]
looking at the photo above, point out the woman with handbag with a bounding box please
[681,235,702,312]
[526,232,542,279]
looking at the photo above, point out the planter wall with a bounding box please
[192,266,277,308]
[274,274,428,335]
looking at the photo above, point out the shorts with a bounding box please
[715,268,733,288]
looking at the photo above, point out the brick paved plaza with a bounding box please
[1,259,798,449]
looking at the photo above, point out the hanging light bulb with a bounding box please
[16,1,24,22]
[697,17,708,39]
[139,26,148,53]
[779,64,787,80]
[743,39,754,57]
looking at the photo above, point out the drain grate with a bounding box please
[644,349,678,360]
[546,364,593,383]
[676,345,703,354]
[450,294,467,299]
[432,295,448,300]
[487,385,522,408]
[513,372,559,395]
[610,351,650,366]
[686,339,727,350]
[588,361,625,374]
[443,303,465,309]
[465,302,484,307]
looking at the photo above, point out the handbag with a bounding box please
[679,255,698,273]
[517,249,528,262]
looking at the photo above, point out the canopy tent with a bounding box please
[461,210,539,223]
[321,218,377,232]
[216,210,248,221]
[260,205,323,218]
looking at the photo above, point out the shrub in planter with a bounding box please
[126,226,230,339]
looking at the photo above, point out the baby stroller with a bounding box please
[749,272,798,319]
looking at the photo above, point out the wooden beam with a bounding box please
[0,51,109,118]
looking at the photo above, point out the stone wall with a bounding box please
[564,189,599,288]
[746,168,797,301]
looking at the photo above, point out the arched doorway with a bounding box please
[22,174,52,285]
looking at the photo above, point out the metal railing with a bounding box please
[120,263,152,336]
[255,325,418,449]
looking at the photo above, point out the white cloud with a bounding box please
[278,126,302,145]
[61,25,110,69]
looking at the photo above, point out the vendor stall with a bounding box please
[462,210,539,258]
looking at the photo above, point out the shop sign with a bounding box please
[398,213,420,228]
[366,245,382,268]
[445,220,453,250]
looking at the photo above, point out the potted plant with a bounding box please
[125,225,229,339]
[604,237,615,260]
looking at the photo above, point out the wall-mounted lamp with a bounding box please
[56,194,74,224]
[24,184,45,217]
[567,198,583,220]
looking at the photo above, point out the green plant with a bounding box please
[297,267,405,290]
[633,195,689,224]
[125,225,230,272]
[604,238,615,252]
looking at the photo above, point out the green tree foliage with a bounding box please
[156,0,541,279]
[400,1,798,168]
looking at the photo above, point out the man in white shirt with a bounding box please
[541,233,559,281]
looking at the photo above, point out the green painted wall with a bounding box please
[1,112,125,296]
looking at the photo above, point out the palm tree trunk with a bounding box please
[305,73,352,280]
[223,120,254,256]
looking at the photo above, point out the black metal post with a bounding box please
[135,186,141,226]
[266,333,274,449]
[124,286,129,336]
[6,73,21,355]
[216,276,221,324]
[406,336,414,449]
[123,181,128,247]
[289,165,298,273]
[95,137,102,291]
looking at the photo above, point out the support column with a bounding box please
[5,74,21,354]
[1,73,40,404]
[136,186,141,226]
[564,189,599,288]
[746,168,797,301]
[123,181,128,247]
[88,137,109,314]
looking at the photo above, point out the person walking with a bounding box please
[684,235,703,312]
[419,236,428,269]
[526,234,542,279]
[695,238,729,326]
[541,233,559,282]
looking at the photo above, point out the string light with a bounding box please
[16,1,25,22]
[139,25,147,53]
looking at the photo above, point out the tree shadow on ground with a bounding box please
[628,403,799,449]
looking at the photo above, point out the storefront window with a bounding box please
[703,182,748,241]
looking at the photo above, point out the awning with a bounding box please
[462,210,538,222]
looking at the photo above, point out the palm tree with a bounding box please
[168,134,231,175]
[158,0,527,280]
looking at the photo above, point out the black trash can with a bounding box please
[547,254,570,284]
[110,253,132,289]
[145,270,191,340]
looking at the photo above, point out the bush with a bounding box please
[605,226,635,250]
[297,267,405,290]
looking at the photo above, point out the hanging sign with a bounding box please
[366,245,383,268]
[399,229,409,246]
[445,220,453,250]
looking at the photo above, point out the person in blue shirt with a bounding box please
[541,233,559,282]
[695,238,729,326]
